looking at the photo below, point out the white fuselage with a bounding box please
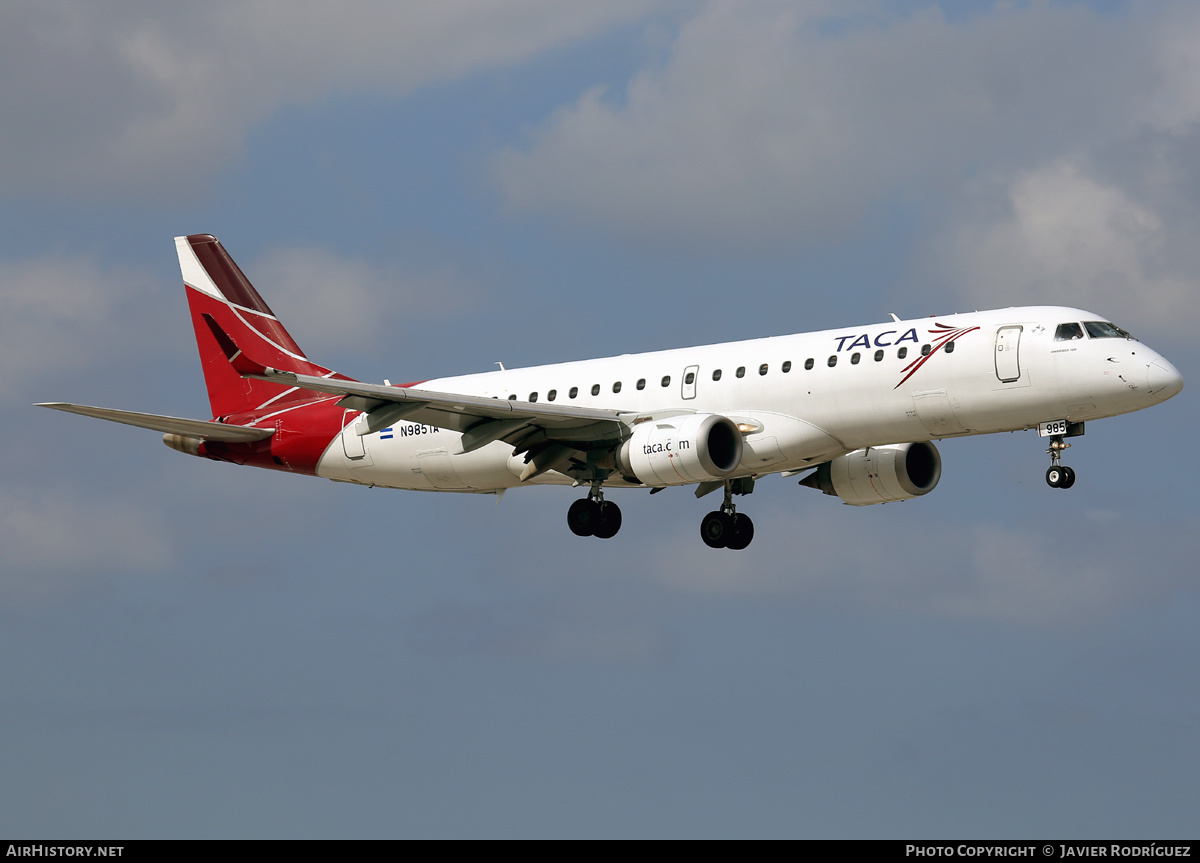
[316,307,1181,492]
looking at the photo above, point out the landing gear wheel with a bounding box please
[700,510,734,548]
[592,501,622,539]
[725,514,755,550]
[1044,434,1076,490]
[567,498,600,536]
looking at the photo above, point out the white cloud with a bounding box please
[493,1,1200,249]
[0,256,156,401]
[248,246,477,355]
[0,244,477,400]
[0,0,657,198]
[936,156,1199,332]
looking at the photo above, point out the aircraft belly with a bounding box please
[728,411,847,469]
[317,427,518,491]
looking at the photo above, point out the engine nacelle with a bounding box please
[801,441,941,506]
[616,414,743,486]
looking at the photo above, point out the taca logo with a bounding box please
[833,329,921,351]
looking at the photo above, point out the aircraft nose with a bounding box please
[1147,358,1184,401]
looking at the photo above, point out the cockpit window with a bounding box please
[1083,321,1133,340]
[1054,323,1084,341]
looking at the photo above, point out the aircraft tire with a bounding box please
[700,511,733,548]
[725,514,754,550]
[568,498,599,536]
[593,502,622,539]
[1045,467,1063,488]
[1060,466,1076,489]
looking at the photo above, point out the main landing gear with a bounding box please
[1044,435,1076,489]
[700,481,754,550]
[567,483,622,539]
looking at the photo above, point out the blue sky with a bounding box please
[2,0,1198,838]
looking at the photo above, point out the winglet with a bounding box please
[202,313,269,377]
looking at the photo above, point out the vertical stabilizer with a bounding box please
[177,234,337,418]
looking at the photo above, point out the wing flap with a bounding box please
[37,403,274,442]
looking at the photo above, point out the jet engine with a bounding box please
[616,413,743,486]
[800,441,941,506]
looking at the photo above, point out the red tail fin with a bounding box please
[176,234,337,418]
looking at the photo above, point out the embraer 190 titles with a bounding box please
[40,235,1184,550]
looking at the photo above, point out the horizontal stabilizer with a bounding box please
[36,403,273,442]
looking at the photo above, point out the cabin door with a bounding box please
[994,326,1022,382]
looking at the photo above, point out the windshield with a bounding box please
[1083,321,1134,340]
[1054,323,1084,341]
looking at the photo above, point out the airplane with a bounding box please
[39,234,1184,550]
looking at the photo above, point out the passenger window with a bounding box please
[547,389,557,401]
[591,384,600,396]
[661,375,670,387]
[759,364,768,376]
[782,361,792,373]
[569,387,578,399]
[529,392,538,402]
[851,353,861,365]
[1055,322,1085,341]
[736,366,746,378]
[636,378,646,390]
[804,358,814,370]
[921,344,931,356]
[612,381,622,393]
[874,349,884,362]
[712,369,722,381]
[898,347,908,360]
[827,355,837,367]
[945,341,955,354]
[685,372,695,384]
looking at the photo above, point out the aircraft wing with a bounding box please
[251,368,628,452]
[202,315,628,454]
[36,403,275,442]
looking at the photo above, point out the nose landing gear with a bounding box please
[700,481,755,550]
[1044,436,1076,489]
[567,482,622,538]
